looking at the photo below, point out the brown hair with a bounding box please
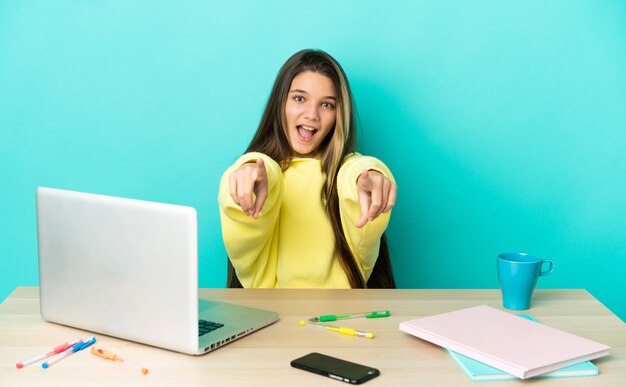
[228,49,395,288]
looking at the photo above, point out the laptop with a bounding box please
[36,186,278,355]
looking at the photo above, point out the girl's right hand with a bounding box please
[228,158,268,218]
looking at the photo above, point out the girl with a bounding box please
[218,49,397,288]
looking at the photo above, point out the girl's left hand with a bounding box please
[356,169,397,228]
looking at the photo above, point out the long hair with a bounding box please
[228,49,395,288]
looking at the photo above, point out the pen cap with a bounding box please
[366,311,390,318]
[76,336,97,351]
[91,347,117,360]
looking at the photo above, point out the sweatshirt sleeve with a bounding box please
[217,152,283,287]
[337,153,395,281]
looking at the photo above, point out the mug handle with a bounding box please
[540,260,555,276]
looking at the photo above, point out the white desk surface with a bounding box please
[1,287,625,386]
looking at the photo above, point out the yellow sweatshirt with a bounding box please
[218,152,394,288]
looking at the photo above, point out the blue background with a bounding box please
[1,1,624,321]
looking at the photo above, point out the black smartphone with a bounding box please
[290,352,380,384]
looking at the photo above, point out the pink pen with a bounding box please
[16,339,81,369]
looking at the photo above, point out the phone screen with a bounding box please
[290,352,380,384]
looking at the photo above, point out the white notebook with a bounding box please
[399,305,610,379]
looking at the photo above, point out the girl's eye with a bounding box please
[294,95,305,102]
[322,102,335,109]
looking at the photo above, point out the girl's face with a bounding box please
[284,71,337,157]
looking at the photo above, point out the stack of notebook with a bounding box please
[445,348,598,381]
[399,305,610,380]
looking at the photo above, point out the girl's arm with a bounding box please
[217,152,283,287]
[337,154,396,280]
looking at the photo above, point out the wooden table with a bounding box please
[1,287,624,386]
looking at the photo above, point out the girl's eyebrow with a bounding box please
[289,89,337,100]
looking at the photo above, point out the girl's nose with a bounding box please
[304,103,320,121]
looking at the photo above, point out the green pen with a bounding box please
[308,310,390,322]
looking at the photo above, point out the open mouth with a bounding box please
[297,125,317,141]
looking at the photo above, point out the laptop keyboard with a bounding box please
[199,319,224,337]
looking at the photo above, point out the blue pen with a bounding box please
[42,336,96,369]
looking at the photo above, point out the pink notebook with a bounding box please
[399,305,610,379]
